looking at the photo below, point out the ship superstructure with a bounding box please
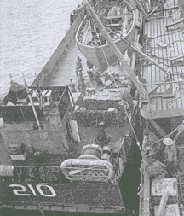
[0,0,184,215]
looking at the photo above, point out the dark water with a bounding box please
[119,137,141,215]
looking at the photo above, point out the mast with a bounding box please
[22,73,41,131]
[85,1,146,97]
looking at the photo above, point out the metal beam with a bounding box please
[127,41,168,73]
[85,1,146,98]
[149,120,166,138]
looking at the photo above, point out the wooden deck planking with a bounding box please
[146,66,153,93]
[152,17,157,87]
[164,1,170,10]
[168,32,177,58]
[156,18,161,36]
[152,65,157,90]
[153,18,159,38]
[176,96,182,109]
[156,19,162,87]
[150,97,157,111]
[160,17,166,35]
[160,18,169,73]
[162,97,168,110]
[163,35,171,57]
[169,98,177,109]
[169,19,183,58]
[157,19,166,93]
[156,96,163,110]
[141,0,184,118]
[181,90,184,108]
[145,20,151,38]
[177,31,184,56]
[177,97,182,109]
[174,32,183,57]
[142,20,169,93]
[155,67,162,93]
[171,33,180,59]
[165,18,175,60]
[165,0,178,8]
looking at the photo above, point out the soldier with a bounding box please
[68,79,77,93]
[76,56,83,71]
[95,122,111,147]
[78,68,86,92]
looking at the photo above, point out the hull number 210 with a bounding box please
[9,184,56,197]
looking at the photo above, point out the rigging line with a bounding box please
[140,54,184,63]
[112,31,183,71]
[143,28,183,40]
[148,3,163,17]
[142,61,170,68]
[111,31,169,73]
[147,40,184,53]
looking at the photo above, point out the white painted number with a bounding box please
[37,184,56,197]
[9,184,31,196]
[9,184,56,197]
[28,184,37,196]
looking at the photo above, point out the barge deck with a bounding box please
[43,41,88,87]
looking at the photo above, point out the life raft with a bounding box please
[60,158,114,182]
